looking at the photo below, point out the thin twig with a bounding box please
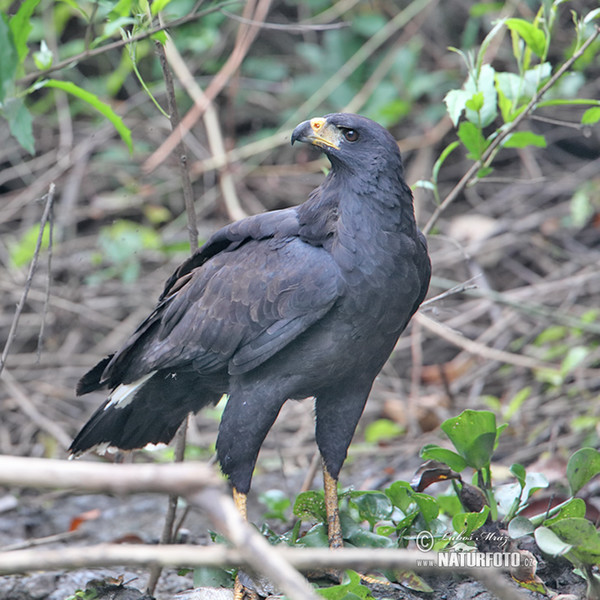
[16,2,241,86]
[415,312,553,371]
[0,184,55,377]
[144,0,272,173]
[423,25,600,235]
[163,34,248,220]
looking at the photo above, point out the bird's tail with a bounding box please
[69,369,221,456]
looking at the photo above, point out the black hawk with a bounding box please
[71,112,431,562]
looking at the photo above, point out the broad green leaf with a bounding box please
[345,526,395,549]
[441,410,500,469]
[535,526,572,556]
[413,493,439,524]
[8,0,42,63]
[350,491,393,527]
[192,566,232,589]
[4,97,34,154]
[508,516,534,538]
[549,518,600,565]
[583,8,600,24]
[465,91,484,112]
[567,448,600,495]
[297,523,329,547]
[452,505,490,537]
[0,15,18,103]
[444,89,470,126]
[384,481,413,512]
[543,498,587,526]
[582,107,600,125]
[42,79,133,153]
[505,18,546,57]
[458,121,488,160]
[510,463,527,487]
[502,131,546,149]
[293,490,327,522]
[464,64,497,127]
[420,444,467,472]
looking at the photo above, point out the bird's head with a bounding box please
[291,113,402,177]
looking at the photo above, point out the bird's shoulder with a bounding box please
[160,207,302,301]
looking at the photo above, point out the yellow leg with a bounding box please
[232,487,258,600]
[323,464,343,549]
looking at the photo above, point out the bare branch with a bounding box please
[0,184,55,377]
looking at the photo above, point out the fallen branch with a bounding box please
[0,543,531,600]
[0,456,318,600]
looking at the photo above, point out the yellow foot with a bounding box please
[234,574,259,600]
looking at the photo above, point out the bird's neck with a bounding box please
[298,168,418,268]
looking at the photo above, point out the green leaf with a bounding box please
[444,89,470,126]
[508,516,534,538]
[567,448,600,496]
[298,523,329,548]
[548,518,600,565]
[8,0,42,63]
[457,121,488,160]
[452,505,490,537]
[9,223,50,268]
[42,79,133,153]
[384,481,413,512]
[33,39,53,70]
[465,91,484,112]
[502,131,546,149]
[364,419,404,444]
[535,526,572,556]
[259,489,291,522]
[3,97,35,154]
[464,64,497,127]
[504,388,531,421]
[432,141,460,182]
[510,463,527,488]
[413,493,439,524]
[0,15,18,103]
[561,346,588,377]
[345,526,395,549]
[543,498,587,526]
[349,491,393,528]
[293,490,327,522]
[192,566,232,588]
[318,570,371,600]
[441,410,500,470]
[582,107,600,125]
[583,8,600,24]
[420,445,467,472]
[151,0,174,15]
[505,18,547,57]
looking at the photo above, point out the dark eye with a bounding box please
[342,128,359,142]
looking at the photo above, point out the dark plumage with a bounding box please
[70,113,431,501]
